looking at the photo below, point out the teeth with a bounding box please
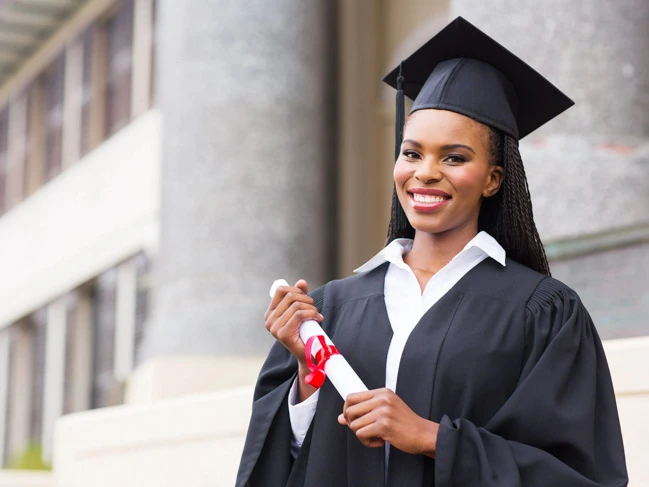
[411,193,447,204]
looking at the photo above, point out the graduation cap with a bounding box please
[383,16,574,160]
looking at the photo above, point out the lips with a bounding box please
[407,188,451,212]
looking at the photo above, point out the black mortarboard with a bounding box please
[383,16,574,159]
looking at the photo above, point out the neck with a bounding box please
[404,225,479,275]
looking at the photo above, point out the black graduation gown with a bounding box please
[235,258,628,487]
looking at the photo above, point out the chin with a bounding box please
[407,214,474,237]
[407,218,452,235]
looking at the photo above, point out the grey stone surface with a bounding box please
[451,0,649,340]
[451,0,649,138]
[451,0,649,241]
[522,135,649,242]
[139,0,336,359]
[551,241,649,340]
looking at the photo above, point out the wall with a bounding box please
[0,110,161,329]
[605,337,649,485]
[53,387,253,487]
[0,472,51,487]
[52,337,649,487]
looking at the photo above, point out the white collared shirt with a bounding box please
[288,231,506,458]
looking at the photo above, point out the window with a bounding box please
[80,26,107,157]
[105,0,134,135]
[24,80,45,196]
[28,310,47,446]
[134,252,151,359]
[3,311,47,463]
[3,326,18,467]
[0,0,158,211]
[5,94,28,211]
[0,109,8,215]
[44,55,65,182]
[91,268,122,408]
[0,328,9,467]
[150,0,157,106]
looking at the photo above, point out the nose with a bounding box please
[415,157,443,184]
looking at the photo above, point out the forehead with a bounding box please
[404,109,488,145]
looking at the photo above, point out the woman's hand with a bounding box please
[338,388,439,458]
[264,279,324,402]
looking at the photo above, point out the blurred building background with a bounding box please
[0,0,646,485]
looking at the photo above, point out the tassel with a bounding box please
[392,62,412,239]
[394,62,405,162]
[386,62,413,243]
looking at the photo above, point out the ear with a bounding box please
[483,165,504,198]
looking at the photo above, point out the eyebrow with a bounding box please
[402,139,476,154]
[441,144,476,154]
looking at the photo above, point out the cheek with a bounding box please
[447,167,489,197]
[393,160,411,186]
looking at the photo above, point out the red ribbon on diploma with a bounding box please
[304,335,340,389]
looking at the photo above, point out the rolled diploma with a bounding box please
[270,279,368,399]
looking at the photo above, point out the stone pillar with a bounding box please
[451,1,649,338]
[139,1,336,367]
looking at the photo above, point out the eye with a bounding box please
[402,150,421,159]
[444,154,467,164]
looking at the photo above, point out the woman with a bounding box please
[236,17,628,487]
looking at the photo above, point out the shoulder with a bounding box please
[526,273,582,313]
[523,272,594,344]
[310,263,388,310]
[499,258,583,311]
[463,257,546,304]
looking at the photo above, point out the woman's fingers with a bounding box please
[263,280,324,362]
[272,304,322,341]
[343,393,382,424]
[266,300,315,333]
[294,279,309,295]
[339,388,438,455]
[339,389,402,448]
[339,405,387,449]
[264,285,313,321]
[355,423,387,448]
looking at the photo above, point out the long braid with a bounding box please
[386,185,415,243]
[481,129,550,275]
[385,124,550,275]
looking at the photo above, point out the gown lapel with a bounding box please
[387,259,495,486]
[301,263,394,487]
[344,264,393,487]
[388,287,465,486]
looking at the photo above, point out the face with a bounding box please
[394,109,503,237]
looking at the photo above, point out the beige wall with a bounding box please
[126,357,265,404]
[336,0,450,275]
[0,471,51,487]
[53,388,254,487]
[52,337,649,487]
[604,337,649,485]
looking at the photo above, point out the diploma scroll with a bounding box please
[270,279,368,399]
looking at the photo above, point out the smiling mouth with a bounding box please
[409,193,449,204]
[407,191,451,211]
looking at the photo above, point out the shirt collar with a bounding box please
[353,231,506,274]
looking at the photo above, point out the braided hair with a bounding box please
[386,125,551,276]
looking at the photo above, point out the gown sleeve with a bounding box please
[434,277,628,487]
[235,285,325,487]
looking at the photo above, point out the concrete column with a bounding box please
[451,1,649,338]
[140,1,336,361]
